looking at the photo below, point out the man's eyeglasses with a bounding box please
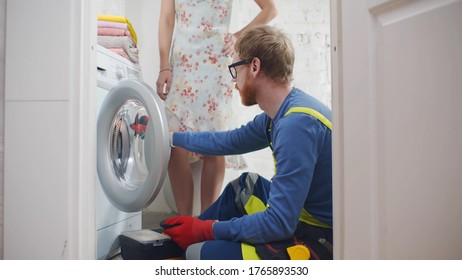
[228,59,252,79]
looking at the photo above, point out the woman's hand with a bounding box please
[156,68,172,100]
[222,33,236,57]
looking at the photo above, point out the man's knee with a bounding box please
[185,242,205,260]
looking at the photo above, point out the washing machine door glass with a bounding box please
[110,99,150,187]
[97,80,170,212]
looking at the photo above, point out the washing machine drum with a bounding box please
[97,80,170,212]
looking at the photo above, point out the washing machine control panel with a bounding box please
[97,46,142,89]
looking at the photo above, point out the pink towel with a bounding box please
[108,48,131,60]
[98,27,131,37]
[97,20,128,30]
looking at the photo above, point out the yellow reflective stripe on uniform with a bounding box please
[284,107,332,130]
[300,208,332,229]
[241,243,261,260]
[240,193,266,259]
[244,195,267,214]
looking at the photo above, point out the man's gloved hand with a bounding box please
[161,216,216,249]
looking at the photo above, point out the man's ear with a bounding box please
[251,57,261,76]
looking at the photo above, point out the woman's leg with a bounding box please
[200,155,225,213]
[168,147,194,216]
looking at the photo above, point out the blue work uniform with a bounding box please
[171,87,333,259]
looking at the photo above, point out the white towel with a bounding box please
[97,36,139,64]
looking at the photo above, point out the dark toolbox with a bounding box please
[119,229,183,260]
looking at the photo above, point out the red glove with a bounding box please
[161,216,216,249]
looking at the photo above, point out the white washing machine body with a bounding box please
[96,46,169,259]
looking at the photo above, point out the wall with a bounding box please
[95,0,125,15]
[0,0,5,261]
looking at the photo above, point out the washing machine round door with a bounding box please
[97,80,170,212]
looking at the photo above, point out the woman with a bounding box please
[156,0,278,216]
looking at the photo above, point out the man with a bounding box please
[161,25,333,260]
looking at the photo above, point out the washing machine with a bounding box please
[96,45,170,259]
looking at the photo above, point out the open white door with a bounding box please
[332,0,462,259]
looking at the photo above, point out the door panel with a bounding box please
[333,0,462,259]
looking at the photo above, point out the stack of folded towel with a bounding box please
[97,14,140,64]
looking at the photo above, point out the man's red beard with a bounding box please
[236,72,257,106]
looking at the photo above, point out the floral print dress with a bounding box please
[165,0,246,168]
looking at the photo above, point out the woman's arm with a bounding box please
[223,0,278,57]
[235,0,278,38]
[156,0,175,100]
